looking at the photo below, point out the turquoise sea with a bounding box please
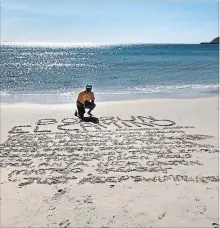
[0,44,219,104]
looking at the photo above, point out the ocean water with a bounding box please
[0,44,219,104]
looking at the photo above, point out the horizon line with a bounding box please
[1,41,202,47]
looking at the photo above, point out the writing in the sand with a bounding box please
[1,123,219,186]
[8,116,176,133]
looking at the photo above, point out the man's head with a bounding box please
[86,84,92,92]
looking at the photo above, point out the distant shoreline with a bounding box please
[200,37,219,45]
[200,43,219,45]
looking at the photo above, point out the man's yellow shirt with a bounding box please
[77,91,95,105]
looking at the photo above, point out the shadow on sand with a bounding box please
[81,116,99,124]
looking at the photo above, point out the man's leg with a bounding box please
[77,105,85,119]
[87,103,96,116]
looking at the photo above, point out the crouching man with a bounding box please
[75,85,96,119]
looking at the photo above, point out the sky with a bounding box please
[1,1,219,44]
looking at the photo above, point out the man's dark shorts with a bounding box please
[77,101,96,117]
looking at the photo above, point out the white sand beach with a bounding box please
[0,97,219,227]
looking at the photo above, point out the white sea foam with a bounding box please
[1,84,218,98]
[131,84,219,92]
[0,92,10,96]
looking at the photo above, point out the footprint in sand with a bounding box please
[158,212,166,220]
[212,222,219,228]
[59,219,71,228]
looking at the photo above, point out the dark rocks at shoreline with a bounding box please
[200,37,219,44]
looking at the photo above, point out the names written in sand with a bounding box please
[8,116,177,133]
[0,116,219,186]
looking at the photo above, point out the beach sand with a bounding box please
[0,97,219,227]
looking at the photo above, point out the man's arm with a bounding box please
[77,92,85,105]
[91,92,95,103]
